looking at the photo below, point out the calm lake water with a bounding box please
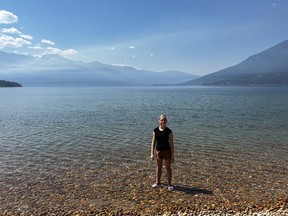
[0,86,288,213]
[1,86,288,157]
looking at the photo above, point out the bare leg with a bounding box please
[156,159,163,184]
[165,159,172,186]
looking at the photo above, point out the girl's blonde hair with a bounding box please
[159,114,168,122]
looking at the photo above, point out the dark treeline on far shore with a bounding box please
[0,80,22,87]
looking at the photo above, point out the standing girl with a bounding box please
[150,114,174,191]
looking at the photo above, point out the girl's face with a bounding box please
[159,117,167,126]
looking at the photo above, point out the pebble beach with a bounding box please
[0,147,287,216]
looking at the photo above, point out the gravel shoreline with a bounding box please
[0,149,287,215]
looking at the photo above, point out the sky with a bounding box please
[0,0,288,76]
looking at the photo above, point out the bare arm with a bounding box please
[169,132,174,163]
[150,131,156,160]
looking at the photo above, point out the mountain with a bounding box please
[0,51,34,65]
[184,40,288,86]
[0,52,198,87]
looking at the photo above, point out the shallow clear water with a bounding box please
[1,86,288,169]
[0,86,287,213]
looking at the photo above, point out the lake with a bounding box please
[0,86,287,214]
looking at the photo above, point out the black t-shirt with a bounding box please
[154,127,172,150]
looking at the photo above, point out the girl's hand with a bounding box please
[150,154,154,160]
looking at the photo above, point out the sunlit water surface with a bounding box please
[0,86,287,213]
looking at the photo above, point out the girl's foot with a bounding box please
[151,183,161,188]
[167,185,174,191]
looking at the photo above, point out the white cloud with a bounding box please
[0,10,18,24]
[41,39,55,45]
[1,27,33,40]
[0,11,79,60]
[129,45,136,49]
[1,27,21,34]
[110,46,115,50]
[19,33,33,40]
[28,45,43,50]
[64,49,78,55]
[111,63,131,67]
[44,47,77,56]
[0,34,31,49]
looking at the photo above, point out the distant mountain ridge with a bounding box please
[184,40,288,86]
[0,51,198,87]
